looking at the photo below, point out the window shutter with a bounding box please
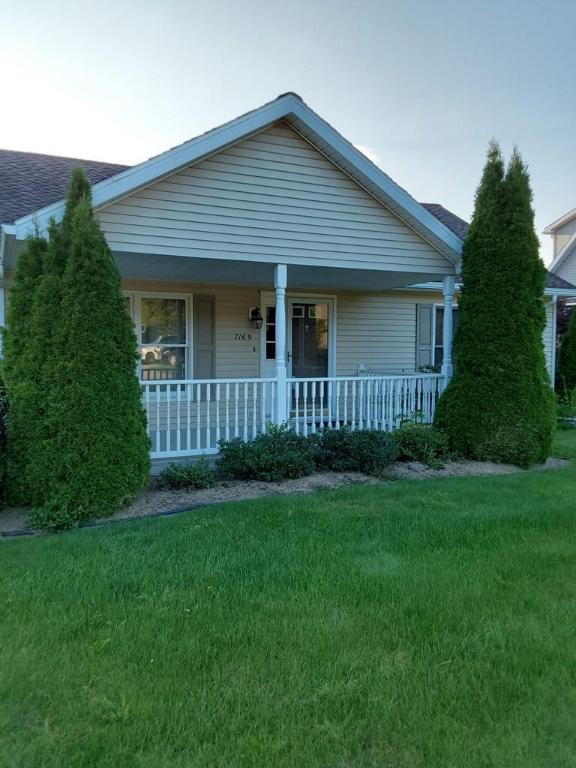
[416,304,433,369]
[193,296,215,378]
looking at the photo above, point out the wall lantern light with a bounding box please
[249,306,264,330]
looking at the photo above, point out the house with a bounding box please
[545,208,576,290]
[1,93,573,465]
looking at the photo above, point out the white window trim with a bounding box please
[124,291,193,381]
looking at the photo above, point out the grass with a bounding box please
[1,433,576,767]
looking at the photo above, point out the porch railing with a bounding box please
[142,373,445,458]
[142,378,277,458]
[287,374,445,436]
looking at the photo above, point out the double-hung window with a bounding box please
[125,295,190,381]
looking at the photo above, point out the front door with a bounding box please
[287,300,330,379]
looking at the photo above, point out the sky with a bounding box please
[1,0,574,263]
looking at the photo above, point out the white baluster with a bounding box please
[311,381,317,434]
[225,383,230,442]
[176,383,181,452]
[243,382,248,442]
[215,383,221,446]
[234,382,239,439]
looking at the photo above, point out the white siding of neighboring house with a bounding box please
[553,242,576,285]
[553,217,576,257]
[99,122,451,275]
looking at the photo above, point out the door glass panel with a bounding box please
[265,306,276,360]
[291,303,329,378]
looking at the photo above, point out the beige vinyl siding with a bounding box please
[100,122,450,274]
[122,280,261,379]
[123,281,556,379]
[336,293,418,375]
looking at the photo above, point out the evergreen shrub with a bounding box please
[315,427,396,475]
[434,144,555,467]
[218,424,317,482]
[158,460,216,490]
[392,422,449,468]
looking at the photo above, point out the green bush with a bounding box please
[434,144,555,467]
[218,424,317,482]
[316,427,396,475]
[31,170,150,526]
[158,460,216,490]
[392,422,449,468]
[557,309,576,395]
[29,498,81,533]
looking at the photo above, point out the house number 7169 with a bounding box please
[234,333,252,341]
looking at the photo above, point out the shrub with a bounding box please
[32,169,150,526]
[29,498,82,533]
[434,143,555,467]
[218,424,317,482]
[557,308,576,395]
[2,234,47,505]
[392,422,449,468]
[555,390,576,429]
[158,460,216,490]
[316,427,396,475]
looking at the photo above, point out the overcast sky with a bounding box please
[1,0,573,262]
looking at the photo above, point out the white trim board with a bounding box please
[544,208,576,234]
[12,94,462,264]
[548,232,576,274]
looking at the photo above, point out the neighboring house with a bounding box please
[545,208,576,289]
[1,93,574,465]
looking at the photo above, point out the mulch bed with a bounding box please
[0,457,569,537]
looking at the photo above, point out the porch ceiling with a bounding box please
[114,252,453,292]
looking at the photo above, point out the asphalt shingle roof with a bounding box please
[0,149,128,225]
[1,149,573,291]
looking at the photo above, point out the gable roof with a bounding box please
[6,93,462,263]
[1,105,572,292]
[543,208,576,234]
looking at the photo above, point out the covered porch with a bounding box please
[120,255,456,459]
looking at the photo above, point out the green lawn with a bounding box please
[2,434,576,768]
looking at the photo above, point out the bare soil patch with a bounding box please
[0,457,569,535]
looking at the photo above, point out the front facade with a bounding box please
[0,94,570,463]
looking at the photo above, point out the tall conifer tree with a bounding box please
[36,173,149,525]
[435,144,554,466]
[2,234,47,503]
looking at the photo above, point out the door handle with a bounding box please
[287,351,292,361]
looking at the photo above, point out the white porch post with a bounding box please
[274,264,288,424]
[441,275,455,380]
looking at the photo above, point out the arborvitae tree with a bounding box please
[557,309,576,394]
[434,143,555,467]
[24,170,95,505]
[35,175,149,526]
[2,234,47,503]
